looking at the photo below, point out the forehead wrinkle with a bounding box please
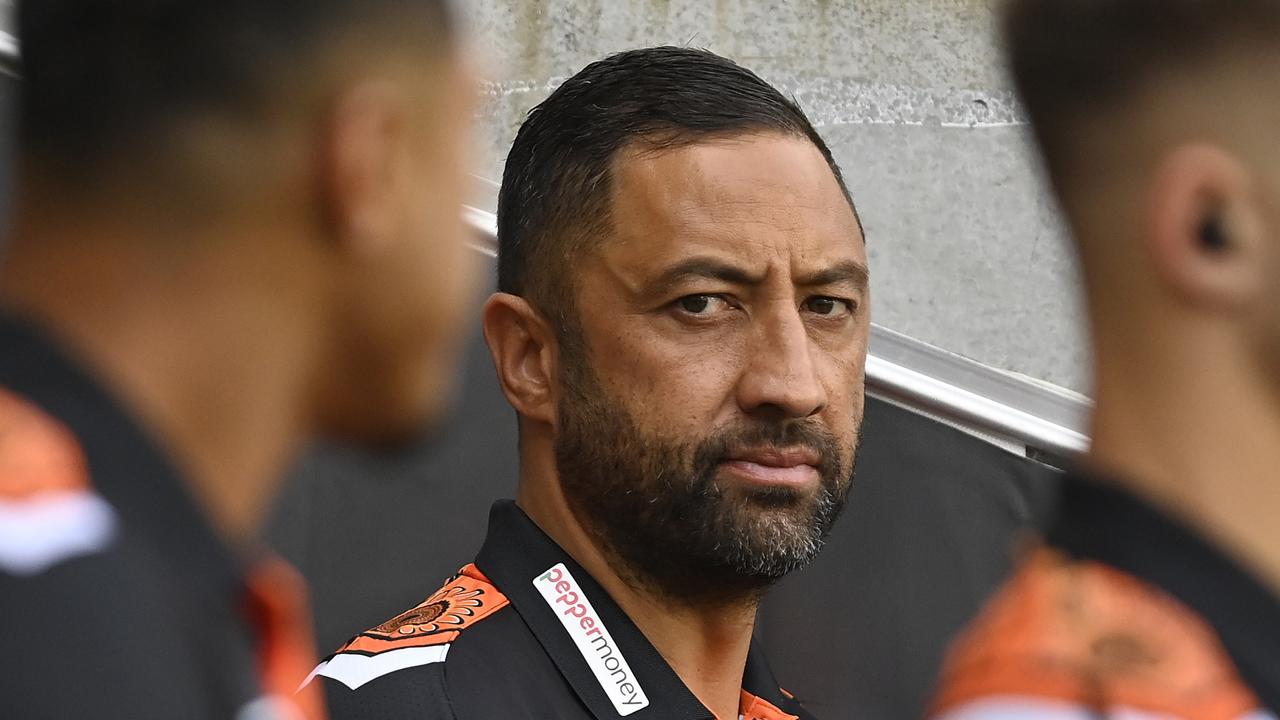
[606,135,863,286]
[640,206,861,288]
[661,168,859,248]
[670,207,810,247]
[665,186,846,238]
[615,135,844,215]
[670,172,844,219]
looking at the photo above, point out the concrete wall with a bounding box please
[464,0,1091,394]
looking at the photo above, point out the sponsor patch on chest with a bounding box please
[534,563,650,716]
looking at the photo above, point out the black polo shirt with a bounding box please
[312,501,815,720]
[931,471,1280,718]
[0,312,317,720]
[1047,474,1280,712]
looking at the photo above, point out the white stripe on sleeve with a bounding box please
[303,644,451,691]
[0,492,117,576]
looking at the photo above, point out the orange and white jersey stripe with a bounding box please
[931,547,1274,720]
[0,387,117,576]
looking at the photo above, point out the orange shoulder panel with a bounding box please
[0,388,90,500]
[739,690,800,720]
[336,564,509,656]
[931,547,1259,720]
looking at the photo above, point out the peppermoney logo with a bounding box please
[534,563,650,715]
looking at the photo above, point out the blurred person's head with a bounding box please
[484,47,868,605]
[1004,0,1280,418]
[11,0,478,446]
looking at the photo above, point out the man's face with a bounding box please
[553,134,869,601]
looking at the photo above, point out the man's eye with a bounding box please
[676,295,726,315]
[804,296,853,317]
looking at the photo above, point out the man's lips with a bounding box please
[718,446,821,487]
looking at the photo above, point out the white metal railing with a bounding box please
[0,3,14,76]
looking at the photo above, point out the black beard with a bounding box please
[553,354,858,608]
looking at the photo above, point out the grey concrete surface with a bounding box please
[463,0,1091,394]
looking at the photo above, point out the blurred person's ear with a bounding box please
[323,80,413,256]
[1146,144,1266,313]
[483,292,559,426]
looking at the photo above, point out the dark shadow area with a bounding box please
[0,73,20,247]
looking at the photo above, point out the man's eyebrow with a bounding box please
[653,257,768,290]
[796,261,870,289]
[649,257,870,294]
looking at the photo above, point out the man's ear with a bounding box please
[1146,143,1266,313]
[323,80,410,257]
[483,292,558,425]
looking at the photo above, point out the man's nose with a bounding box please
[735,309,827,420]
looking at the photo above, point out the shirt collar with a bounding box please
[0,310,246,605]
[740,644,796,715]
[475,500,795,719]
[1047,470,1280,712]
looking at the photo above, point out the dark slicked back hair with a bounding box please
[1003,0,1280,191]
[497,46,857,332]
[19,0,454,188]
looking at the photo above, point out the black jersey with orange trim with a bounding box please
[0,312,322,719]
[929,472,1280,720]
[310,501,815,720]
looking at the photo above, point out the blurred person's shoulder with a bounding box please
[0,384,225,717]
[0,314,262,718]
[0,381,118,577]
[0,315,124,581]
[930,473,1280,719]
[930,546,1265,720]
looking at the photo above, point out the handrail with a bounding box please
[464,202,1091,458]
[865,330,1089,457]
[0,3,15,76]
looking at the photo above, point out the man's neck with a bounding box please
[1090,332,1280,595]
[517,452,756,720]
[0,212,323,545]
